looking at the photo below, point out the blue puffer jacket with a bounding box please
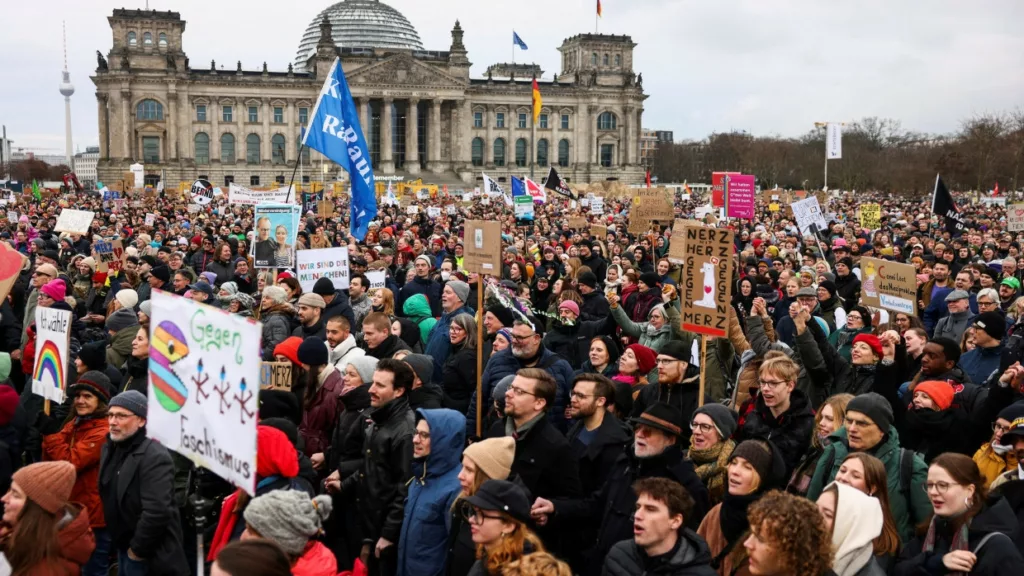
[396,409,466,576]
[959,342,1005,387]
[424,304,473,382]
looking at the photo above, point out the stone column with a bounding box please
[406,98,420,174]
[96,93,108,159]
[262,98,271,166]
[167,92,178,161]
[380,97,394,173]
[485,105,494,168]
[236,99,245,164]
[285,100,294,164]
[550,107,559,168]
[121,89,132,160]
[459,100,472,165]
[429,99,443,173]
[587,104,598,168]
[622,105,632,167]
[211,100,221,163]
[359,98,370,145]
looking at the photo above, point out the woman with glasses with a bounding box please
[462,480,544,576]
[827,305,874,364]
[697,439,786,576]
[688,404,738,505]
[440,314,477,414]
[896,453,1023,575]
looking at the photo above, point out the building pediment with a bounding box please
[347,53,465,89]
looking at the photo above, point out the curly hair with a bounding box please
[500,552,571,576]
[747,490,833,576]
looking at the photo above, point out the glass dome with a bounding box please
[294,0,425,71]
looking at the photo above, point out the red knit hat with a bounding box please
[12,461,76,513]
[256,425,299,479]
[626,344,657,375]
[914,380,954,411]
[273,337,303,366]
[853,334,883,359]
[0,386,18,426]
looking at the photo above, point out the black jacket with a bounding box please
[567,414,631,496]
[738,389,815,477]
[441,342,476,414]
[555,445,711,576]
[603,528,717,576]
[444,500,476,576]
[630,364,708,445]
[362,334,412,360]
[291,318,326,341]
[322,289,356,331]
[990,476,1024,558]
[834,273,861,312]
[98,431,188,575]
[342,395,414,544]
[543,316,615,370]
[580,290,611,322]
[410,383,444,410]
[326,383,372,566]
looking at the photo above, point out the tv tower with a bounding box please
[59,21,75,170]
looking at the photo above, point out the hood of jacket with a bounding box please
[291,541,338,576]
[754,388,813,427]
[968,495,1020,536]
[330,334,361,362]
[415,408,466,478]
[56,504,96,567]
[403,293,433,321]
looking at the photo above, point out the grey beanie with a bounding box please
[447,280,470,304]
[846,392,894,433]
[109,390,148,418]
[403,354,434,385]
[105,307,140,333]
[693,403,739,439]
[348,356,378,384]
[242,491,333,555]
[492,374,516,411]
[138,300,152,318]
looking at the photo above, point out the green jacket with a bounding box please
[402,293,437,347]
[807,426,930,542]
[610,302,693,355]
[106,325,137,369]
[827,326,872,364]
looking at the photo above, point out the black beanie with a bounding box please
[78,341,108,372]
[313,277,336,297]
[297,337,329,366]
[846,392,894,433]
[851,305,873,328]
[818,280,837,299]
[640,272,660,288]
[838,257,854,270]
[578,270,598,289]
[730,440,774,486]
[258,389,301,425]
[485,305,516,328]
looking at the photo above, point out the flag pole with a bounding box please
[530,112,536,180]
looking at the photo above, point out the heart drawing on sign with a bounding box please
[0,242,25,280]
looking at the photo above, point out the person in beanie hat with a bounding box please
[114,288,139,311]
[76,340,123,391]
[688,403,739,504]
[462,480,545,576]
[423,279,474,382]
[960,310,1007,385]
[296,337,343,462]
[2,461,95,575]
[827,305,873,363]
[105,306,141,369]
[973,400,1024,486]
[99,390,189,575]
[242,492,336,576]
[261,286,297,361]
[41,370,112,573]
[399,254,443,317]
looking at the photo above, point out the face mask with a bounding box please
[441,271,451,281]
[992,441,1012,456]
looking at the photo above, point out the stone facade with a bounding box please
[92,8,648,188]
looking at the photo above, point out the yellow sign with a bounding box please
[860,203,881,230]
[769,203,780,212]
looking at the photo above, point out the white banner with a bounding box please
[792,197,828,236]
[296,247,350,291]
[826,123,842,160]
[54,209,95,234]
[130,162,145,189]
[427,207,441,218]
[147,292,260,495]
[590,197,605,215]
[228,183,294,206]
[32,307,71,403]
[366,270,386,290]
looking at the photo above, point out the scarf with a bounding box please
[689,439,734,503]
[719,490,761,546]
[922,514,971,576]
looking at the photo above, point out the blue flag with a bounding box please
[511,176,526,197]
[513,32,528,50]
[302,57,376,240]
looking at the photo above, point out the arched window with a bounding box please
[471,137,484,167]
[597,112,617,130]
[143,32,153,47]
[493,138,506,167]
[558,139,570,167]
[271,134,286,164]
[220,133,235,163]
[591,52,598,66]
[127,31,137,47]
[158,32,167,48]
[537,139,549,167]
[246,134,260,164]
[194,133,209,164]
[615,54,621,66]
[515,138,528,167]
[136,99,163,120]
[297,137,310,165]
[603,53,609,66]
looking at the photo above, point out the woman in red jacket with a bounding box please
[40,370,112,576]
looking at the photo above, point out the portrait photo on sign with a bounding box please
[252,204,301,269]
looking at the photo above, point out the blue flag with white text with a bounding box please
[513,32,528,50]
[302,57,376,240]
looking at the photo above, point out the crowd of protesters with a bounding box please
[2,182,1024,576]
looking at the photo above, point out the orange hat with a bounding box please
[915,380,954,411]
[12,461,76,513]
[273,337,303,366]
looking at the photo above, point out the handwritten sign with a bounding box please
[296,247,350,291]
[860,257,917,315]
[259,362,293,391]
[679,224,734,338]
[860,203,881,230]
[32,307,71,403]
[792,197,827,236]
[54,209,94,234]
[567,217,589,230]
[94,239,125,274]
[1008,203,1024,232]
[366,270,386,290]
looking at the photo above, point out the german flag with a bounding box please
[532,78,542,124]
[597,0,602,17]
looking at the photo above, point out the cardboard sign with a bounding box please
[1008,203,1024,232]
[567,217,589,230]
[94,239,125,274]
[679,224,734,337]
[726,174,755,219]
[791,197,827,236]
[591,224,608,239]
[860,203,881,230]
[32,307,71,403]
[317,200,334,219]
[296,247,350,291]
[667,219,689,263]
[259,362,293,391]
[630,195,675,233]
[54,209,94,234]
[463,220,502,276]
[860,256,917,316]
[366,270,386,290]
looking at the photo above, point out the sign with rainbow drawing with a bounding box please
[147,291,262,495]
[32,307,71,403]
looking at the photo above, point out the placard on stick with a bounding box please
[859,256,917,316]
[679,224,734,337]
[463,220,502,276]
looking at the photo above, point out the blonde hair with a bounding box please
[477,515,545,576]
[759,354,799,384]
[501,552,571,576]
[812,394,854,449]
[372,288,395,316]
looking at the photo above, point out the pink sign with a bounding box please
[726,174,756,219]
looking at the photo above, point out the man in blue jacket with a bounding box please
[960,311,1006,385]
[423,281,474,381]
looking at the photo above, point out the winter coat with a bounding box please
[291,541,338,576]
[579,290,610,322]
[566,414,631,496]
[260,303,296,360]
[974,442,1016,486]
[341,395,415,544]
[399,275,442,317]
[402,294,437,347]
[610,302,693,356]
[933,309,971,344]
[363,334,412,359]
[630,364,708,446]
[834,273,861,311]
[329,334,366,370]
[485,415,581,503]
[321,289,356,333]
[106,323,137,369]
[805,318,896,397]
[18,504,96,576]
[602,528,717,576]
[817,297,845,333]
[542,315,615,370]
[299,366,343,457]
[467,347,576,435]
[425,304,474,382]
[959,343,1005,388]
[98,432,188,575]
[895,496,1023,576]
[42,414,110,528]
[397,409,467,576]
[807,427,930,542]
[440,342,476,414]
[737,389,815,477]
[695,504,753,576]
[899,380,1012,464]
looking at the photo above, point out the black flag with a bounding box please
[544,166,577,200]
[931,174,967,234]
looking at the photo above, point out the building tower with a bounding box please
[59,22,75,170]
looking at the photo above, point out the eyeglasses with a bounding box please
[511,333,536,343]
[508,384,536,397]
[758,379,789,389]
[449,325,465,333]
[461,504,504,525]
[923,481,957,495]
[414,430,431,441]
[690,421,716,434]
[979,300,997,308]
[655,358,682,366]
[107,412,136,422]
[569,391,594,400]
[993,422,1012,433]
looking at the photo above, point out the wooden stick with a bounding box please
[475,274,484,438]
[698,334,707,407]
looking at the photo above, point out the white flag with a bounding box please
[482,173,505,198]
[826,123,842,159]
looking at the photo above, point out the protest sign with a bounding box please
[259,362,292,391]
[791,197,827,236]
[1008,204,1024,232]
[190,179,214,205]
[0,243,26,305]
[54,209,94,234]
[427,206,442,218]
[32,307,71,403]
[567,217,588,230]
[514,195,534,221]
[679,224,734,338]
[317,200,334,219]
[5,211,16,223]
[667,219,688,263]
[446,204,457,215]
[94,239,125,274]
[252,204,301,269]
[860,257,917,315]
[187,204,201,214]
[591,224,608,239]
[301,191,323,215]
[590,197,604,215]
[145,213,156,226]
[297,247,350,291]
[366,270,386,290]
[228,183,294,206]
[711,172,740,207]
[407,205,419,215]
[726,174,755,219]
[629,194,675,233]
[769,203,780,212]
[146,291,260,495]
[860,203,881,230]
[463,220,502,276]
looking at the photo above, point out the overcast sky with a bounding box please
[2,0,1022,152]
